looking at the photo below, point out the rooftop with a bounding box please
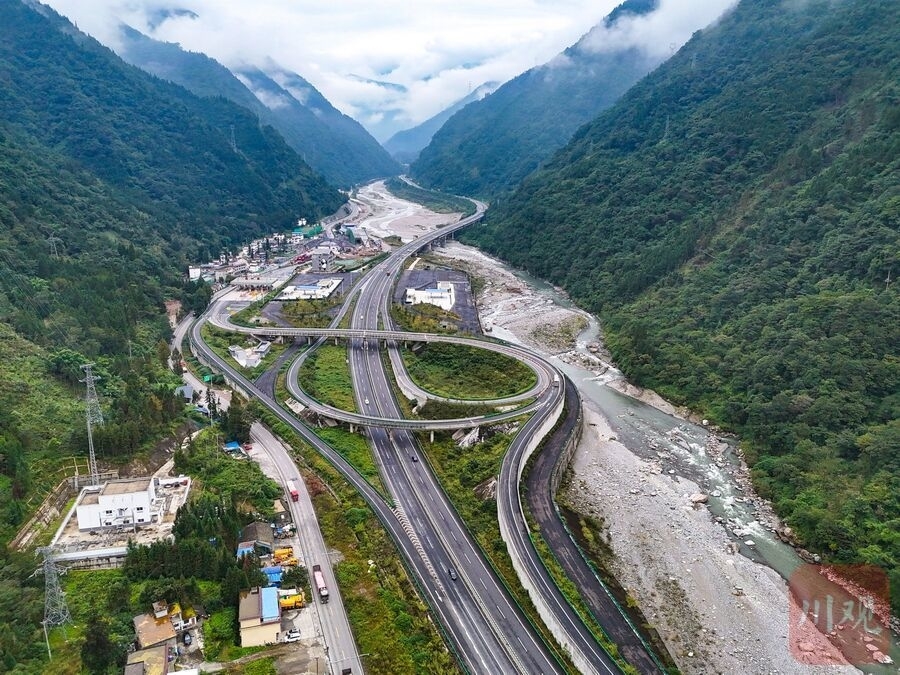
[133,613,176,649]
[126,645,169,675]
[102,478,152,496]
[238,586,280,623]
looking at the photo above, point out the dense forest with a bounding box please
[466,0,900,610]
[118,27,400,187]
[0,2,344,670]
[410,0,662,197]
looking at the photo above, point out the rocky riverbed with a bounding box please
[431,241,862,675]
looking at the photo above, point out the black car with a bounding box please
[448,567,458,581]
[183,632,192,646]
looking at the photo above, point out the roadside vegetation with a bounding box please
[401,343,537,399]
[384,177,476,217]
[391,302,461,334]
[419,428,576,673]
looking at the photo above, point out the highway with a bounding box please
[248,423,361,675]
[190,192,642,674]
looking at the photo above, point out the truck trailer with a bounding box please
[312,564,329,603]
[287,480,299,502]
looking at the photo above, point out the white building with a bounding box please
[278,278,342,301]
[405,282,455,311]
[76,478,157,530]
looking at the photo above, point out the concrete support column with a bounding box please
[430,430,434,443]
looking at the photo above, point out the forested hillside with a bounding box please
[466,0,900,609]
[118,27,401,187]
[0,3,343,667]
[384,82,498,164]
[410,0,662,197]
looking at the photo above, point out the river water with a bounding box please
[478,256,898,670]
[486,263,803,576]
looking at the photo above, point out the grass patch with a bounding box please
[297,344,357,412]
[176,430,281,515]
[401,343,537,399]
[225,656,277,675]
[313,426,387,498]
[391,303,460,334]
[281,298,343,329]
[204,607,265,661]
[529,315,588,352]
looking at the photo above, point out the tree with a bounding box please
[81,616,114,674]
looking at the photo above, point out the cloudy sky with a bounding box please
[44,0,735,140]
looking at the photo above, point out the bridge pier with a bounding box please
[430,430,434,443]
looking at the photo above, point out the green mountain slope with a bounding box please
[409,0,662,197]
[384,82,499,164]
[0,2,342,242]
[0,0,342,569]
[118,26,401,187]
[467,0,900,606]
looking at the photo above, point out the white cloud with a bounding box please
[580,0,737,59]
[42,0,735,138]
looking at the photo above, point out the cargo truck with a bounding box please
[313,564,329,603]
[273,547,294,562]
[286,480,299,502]
[279,593,305,610]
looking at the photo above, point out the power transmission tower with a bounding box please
[37,546,72,658]
[230,124,237,152]
[47,236,62,259]
[80,364,104,486]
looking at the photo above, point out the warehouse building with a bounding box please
[405,281,455,311]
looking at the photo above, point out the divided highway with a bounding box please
[190,194,652,674]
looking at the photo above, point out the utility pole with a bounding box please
[80,364,104,486]
[37,546,72,659]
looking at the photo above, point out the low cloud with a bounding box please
[42,0,735,137]
[580,0,737,59]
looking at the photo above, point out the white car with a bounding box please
[283,629,301,643]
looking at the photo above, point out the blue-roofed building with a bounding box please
[238,586,281,647]
[223,441,242,453]
[261,565,283,586]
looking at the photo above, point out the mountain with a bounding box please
[410,0,664,197]
[384,82,499,164]
[117,27,400,187]
[0,0,342,588]
[466,0,900,610]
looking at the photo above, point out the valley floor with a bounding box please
[431,242,859,675]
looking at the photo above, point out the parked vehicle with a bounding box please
[279,594,304,610]
[273,547,294,561]
[283,629,302,643]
